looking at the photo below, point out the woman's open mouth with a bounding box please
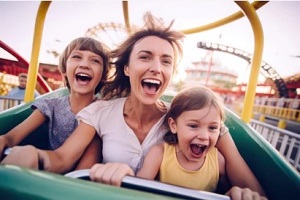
[141,79,161,94]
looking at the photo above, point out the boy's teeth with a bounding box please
[77,73,90,77]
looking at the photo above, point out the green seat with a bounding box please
[225,110,300,199]
[0,88,299,199]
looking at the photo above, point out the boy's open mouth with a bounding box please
[76,73,92,84]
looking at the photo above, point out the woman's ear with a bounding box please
[124,65,129,76]
[168,117,177,134]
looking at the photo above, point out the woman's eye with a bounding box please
[162,59,172,65]
[140,55,151,60]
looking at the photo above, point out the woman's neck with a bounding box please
[124,96,165,123]
[123,95,166,144]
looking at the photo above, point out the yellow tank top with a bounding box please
[159,143,219,192]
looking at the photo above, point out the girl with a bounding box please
[137,86,233,194]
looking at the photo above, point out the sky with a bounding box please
[0,0,299,84]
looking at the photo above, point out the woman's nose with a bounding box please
[149,58,162,74]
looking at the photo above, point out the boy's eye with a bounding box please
[72,54,81,59]
[92,58,101,64]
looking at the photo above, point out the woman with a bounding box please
[3,12,266,199]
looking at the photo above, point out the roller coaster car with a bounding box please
[0,88,299,200]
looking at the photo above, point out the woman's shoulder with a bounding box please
[157,100,170,112]
[93,97,126,106]
[82,97,126,112]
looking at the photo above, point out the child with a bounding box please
[0,37,110,169]
[137,86,230,193]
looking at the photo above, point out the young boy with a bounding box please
[0,37,110,170]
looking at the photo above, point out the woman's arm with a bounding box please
[216,146,268,200]
[41,122,97,173]
[89,144,164,187]
[0,110,46,157]
[216,132,266,197]
[1,145,40,169]
[2,122,97,174]
[216,151,231,194]
[225,187,267,200]
[74,134,103,170]
[90,162,134,186]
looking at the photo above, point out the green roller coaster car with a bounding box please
[0,88,299,200]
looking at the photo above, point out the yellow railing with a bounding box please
[231,98,300,123]
[253,105,300,122]
[24,1,51,103]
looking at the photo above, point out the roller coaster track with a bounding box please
[197,41,288,97]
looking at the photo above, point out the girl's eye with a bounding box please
[188,124,198,129]
[209,126,219,131]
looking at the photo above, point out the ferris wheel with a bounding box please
[85,22,140,49]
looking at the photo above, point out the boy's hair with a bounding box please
[18,73,27,79]
[163,86,225,144]
[101,12,184,100]
[58,37,110,94]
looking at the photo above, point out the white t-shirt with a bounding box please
[77,98,167,173]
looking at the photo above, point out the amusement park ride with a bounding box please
[0,1,299,200]
[197,41,290,98]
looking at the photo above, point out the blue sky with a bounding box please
[0,1,299,83]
